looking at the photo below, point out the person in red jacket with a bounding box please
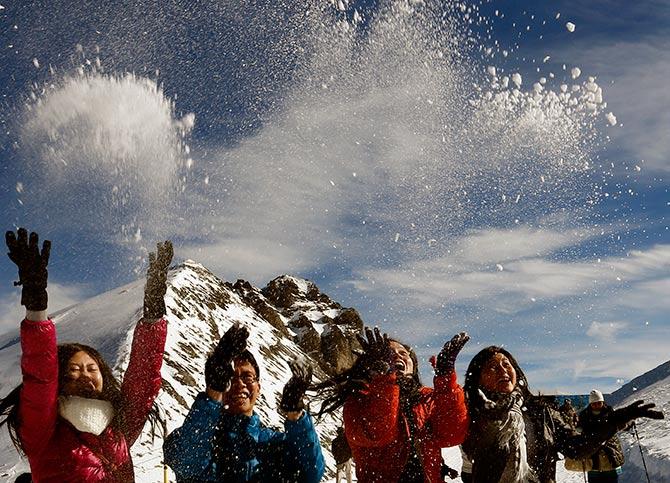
[318,327,469,483]
[0,228,172,482]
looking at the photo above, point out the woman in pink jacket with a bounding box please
[0,228,172,482]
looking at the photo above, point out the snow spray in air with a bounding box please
[19,62,194,246]
[190,0,611,274]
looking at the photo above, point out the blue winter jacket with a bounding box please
[164,393,325,482]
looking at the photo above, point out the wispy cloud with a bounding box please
[586,320,628,342]
[352,233,670,313]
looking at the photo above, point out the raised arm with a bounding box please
[344,327,401,448]
[6,228,58,456]
[555,401,664,459]
[119,241,172,445]
[429,332,470,447]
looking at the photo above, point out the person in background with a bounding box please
[461,346,665,483]
[164,324,325,482]
[317,327,470,483]
[0,228,172,482]
[578,389,625,483]
[332,426,353,483]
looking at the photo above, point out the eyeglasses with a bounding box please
[231,373,258,385]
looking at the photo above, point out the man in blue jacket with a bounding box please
[164,324,325,482]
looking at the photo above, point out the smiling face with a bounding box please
[479,352,517,394]
[389,340,414,377]
[223,360,260,416]
[61,350,104,397]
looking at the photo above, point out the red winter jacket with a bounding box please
[19,317,167,482]
[344,372,468,483]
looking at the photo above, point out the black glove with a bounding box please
[433,332,470,376]
[356,326,392,378]
[205,323,249,392]
[279,360,313,413]
[6,228,51,311]
[615,400,665,426]
[143,241,174,319]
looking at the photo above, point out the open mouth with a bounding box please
[393,360,406,372]
[229,392,250,403]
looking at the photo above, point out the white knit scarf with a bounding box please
[58,395,115,436]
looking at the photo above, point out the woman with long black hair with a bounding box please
[462,346,665,483]
[0,228,172,482]
[318,327,470,483]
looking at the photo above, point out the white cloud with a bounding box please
[179,239,317,285]
[352,237,670,313]
[586,320,628,342]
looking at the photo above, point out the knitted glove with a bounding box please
[6,228,51,311]
[143,241,173,319]
[205,324,249,392]
[614,400,664,427]
[431,332,470,376]
[279,360,313,413]
[356,326,392,379]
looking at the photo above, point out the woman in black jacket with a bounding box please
[461,346,664,483]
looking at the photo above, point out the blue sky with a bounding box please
[0,0,668,395]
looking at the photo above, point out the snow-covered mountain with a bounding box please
[0,260,363,482]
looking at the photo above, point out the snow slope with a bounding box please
[616,371,670,482]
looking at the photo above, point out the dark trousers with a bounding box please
[587,470,619,483]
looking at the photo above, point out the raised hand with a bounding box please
[205,323,249,392]
[355,327,392,380]
[616,400,665,426]
[432,332,470,376]
[280,360,313,413]
[6,228,51,311]
[143,241,174,319]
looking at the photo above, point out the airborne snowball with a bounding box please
[566,22,576,32]
[571,67,581,79]
[511,73,522,87]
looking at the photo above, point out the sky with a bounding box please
[0,0,668,395]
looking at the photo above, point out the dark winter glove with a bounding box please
[279,360,313,413]
[356,326,392,378]
[6,228,51,311]
[615,400,664,427]
[143,241,173,319]
[205,323,249,392]
[431,332,470,376]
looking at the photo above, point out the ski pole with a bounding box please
[632,422,651,483]
[162,410,169,483]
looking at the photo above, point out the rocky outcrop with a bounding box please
[320,324,360,375]
[231,279,289,337]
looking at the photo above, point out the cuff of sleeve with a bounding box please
[434,370,458,392]
[25,309,48,322]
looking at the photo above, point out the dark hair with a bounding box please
[315,338,421,417]
[0,343,162,454]
[234,349,260,380]
[463,346,531,416]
